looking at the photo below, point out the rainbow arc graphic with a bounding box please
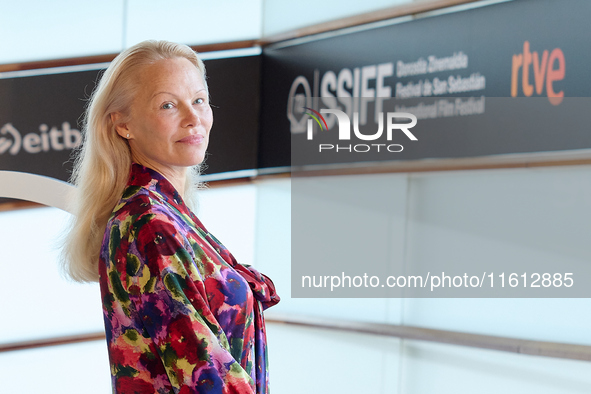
[304,107,328,131]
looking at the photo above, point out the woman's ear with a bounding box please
[110,112,131,139]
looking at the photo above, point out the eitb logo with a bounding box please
[303,107,418,153]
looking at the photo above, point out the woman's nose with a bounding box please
[182,105,201,128]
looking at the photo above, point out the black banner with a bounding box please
[260,0,591,169]
[0,55,260,184]
[3,0,591,183]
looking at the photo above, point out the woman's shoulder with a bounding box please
[102,184,197,270]
[109,184,180,227]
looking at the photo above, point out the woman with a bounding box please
[61,40,280,394]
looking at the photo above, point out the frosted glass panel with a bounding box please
[197,184,257,267]
[0,207,104,343]
[253,176,405,324]
[0,0,123,63]
[252,178,291,292]
[125,0,262,48]
[401,340,591,394]
[403,298,591,346]
[262,0,412,36]
[403,165,591,343]
[285,174,408,322]
[0,340,111,393]
[266,323,401,394]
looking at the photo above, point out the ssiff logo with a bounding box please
[304,106,418,153]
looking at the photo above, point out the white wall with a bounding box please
[262,0,413,37]
[0,206,110,390]
[0,183,261,392]
[253,168,591,393]
[0,0,263,64]
[0,0,436,64]
[2,166,590,393]
[1,0,590,392]
[124,0,262,48]
[0,207,103,343]
[0,0,125,64]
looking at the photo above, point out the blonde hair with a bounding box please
[61,40,208,282]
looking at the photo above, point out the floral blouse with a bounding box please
[98,163,280,394]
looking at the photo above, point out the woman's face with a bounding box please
[117,57,212,177]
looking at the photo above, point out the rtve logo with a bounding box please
[0,122,81,155]
[511,41,565,105]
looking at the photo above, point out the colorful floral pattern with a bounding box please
[99,163,280,394]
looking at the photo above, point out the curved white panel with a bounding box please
[0,171,75,213]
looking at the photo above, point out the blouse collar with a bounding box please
[127,162,187,210]
[125,163,281,309]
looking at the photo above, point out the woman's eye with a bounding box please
[194,98,204,105]
[162,103,173,109]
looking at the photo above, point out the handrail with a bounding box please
[1,314,590,362]
[266,314,591,362]
[0,39,258,72]
[0,332,106,353]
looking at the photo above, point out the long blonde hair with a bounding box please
[61,40,208,282]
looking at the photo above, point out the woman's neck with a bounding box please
[132,158,187,197]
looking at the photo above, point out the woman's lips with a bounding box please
[178,134,204,144]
